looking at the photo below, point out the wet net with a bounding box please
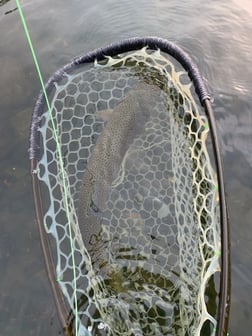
[29,38,230,336]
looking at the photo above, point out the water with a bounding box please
[0,0,251,335]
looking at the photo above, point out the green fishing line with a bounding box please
[15,1,79,334]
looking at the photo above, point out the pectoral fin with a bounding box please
[96,109,114,122]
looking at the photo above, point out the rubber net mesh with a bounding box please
[36,47,221,336]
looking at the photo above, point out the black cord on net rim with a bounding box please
[29,37,230,336]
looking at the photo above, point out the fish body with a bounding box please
[77,82,161,256]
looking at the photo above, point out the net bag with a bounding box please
[29,37,230,336]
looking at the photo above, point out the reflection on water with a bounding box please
[0,0,251,335]
[217,96,252,167]
[233,0,252,15]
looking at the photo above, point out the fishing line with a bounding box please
[15,1,79,335]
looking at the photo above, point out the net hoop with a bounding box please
[29,36,230,336]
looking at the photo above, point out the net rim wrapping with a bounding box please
[29,36,210,162]
[29,36,230,336]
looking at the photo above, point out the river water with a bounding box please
[0,0,251,335]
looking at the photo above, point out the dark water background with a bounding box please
[0,0,251,335]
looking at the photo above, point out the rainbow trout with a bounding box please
[77,82,161,256]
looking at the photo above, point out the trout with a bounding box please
[77,82,161,256]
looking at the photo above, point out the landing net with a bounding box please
[29,38,230,336]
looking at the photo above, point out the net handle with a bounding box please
[29,36,230,336]
[203,100,231,336]
[30,159,73,335]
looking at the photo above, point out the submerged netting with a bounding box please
[29,38,229,336]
